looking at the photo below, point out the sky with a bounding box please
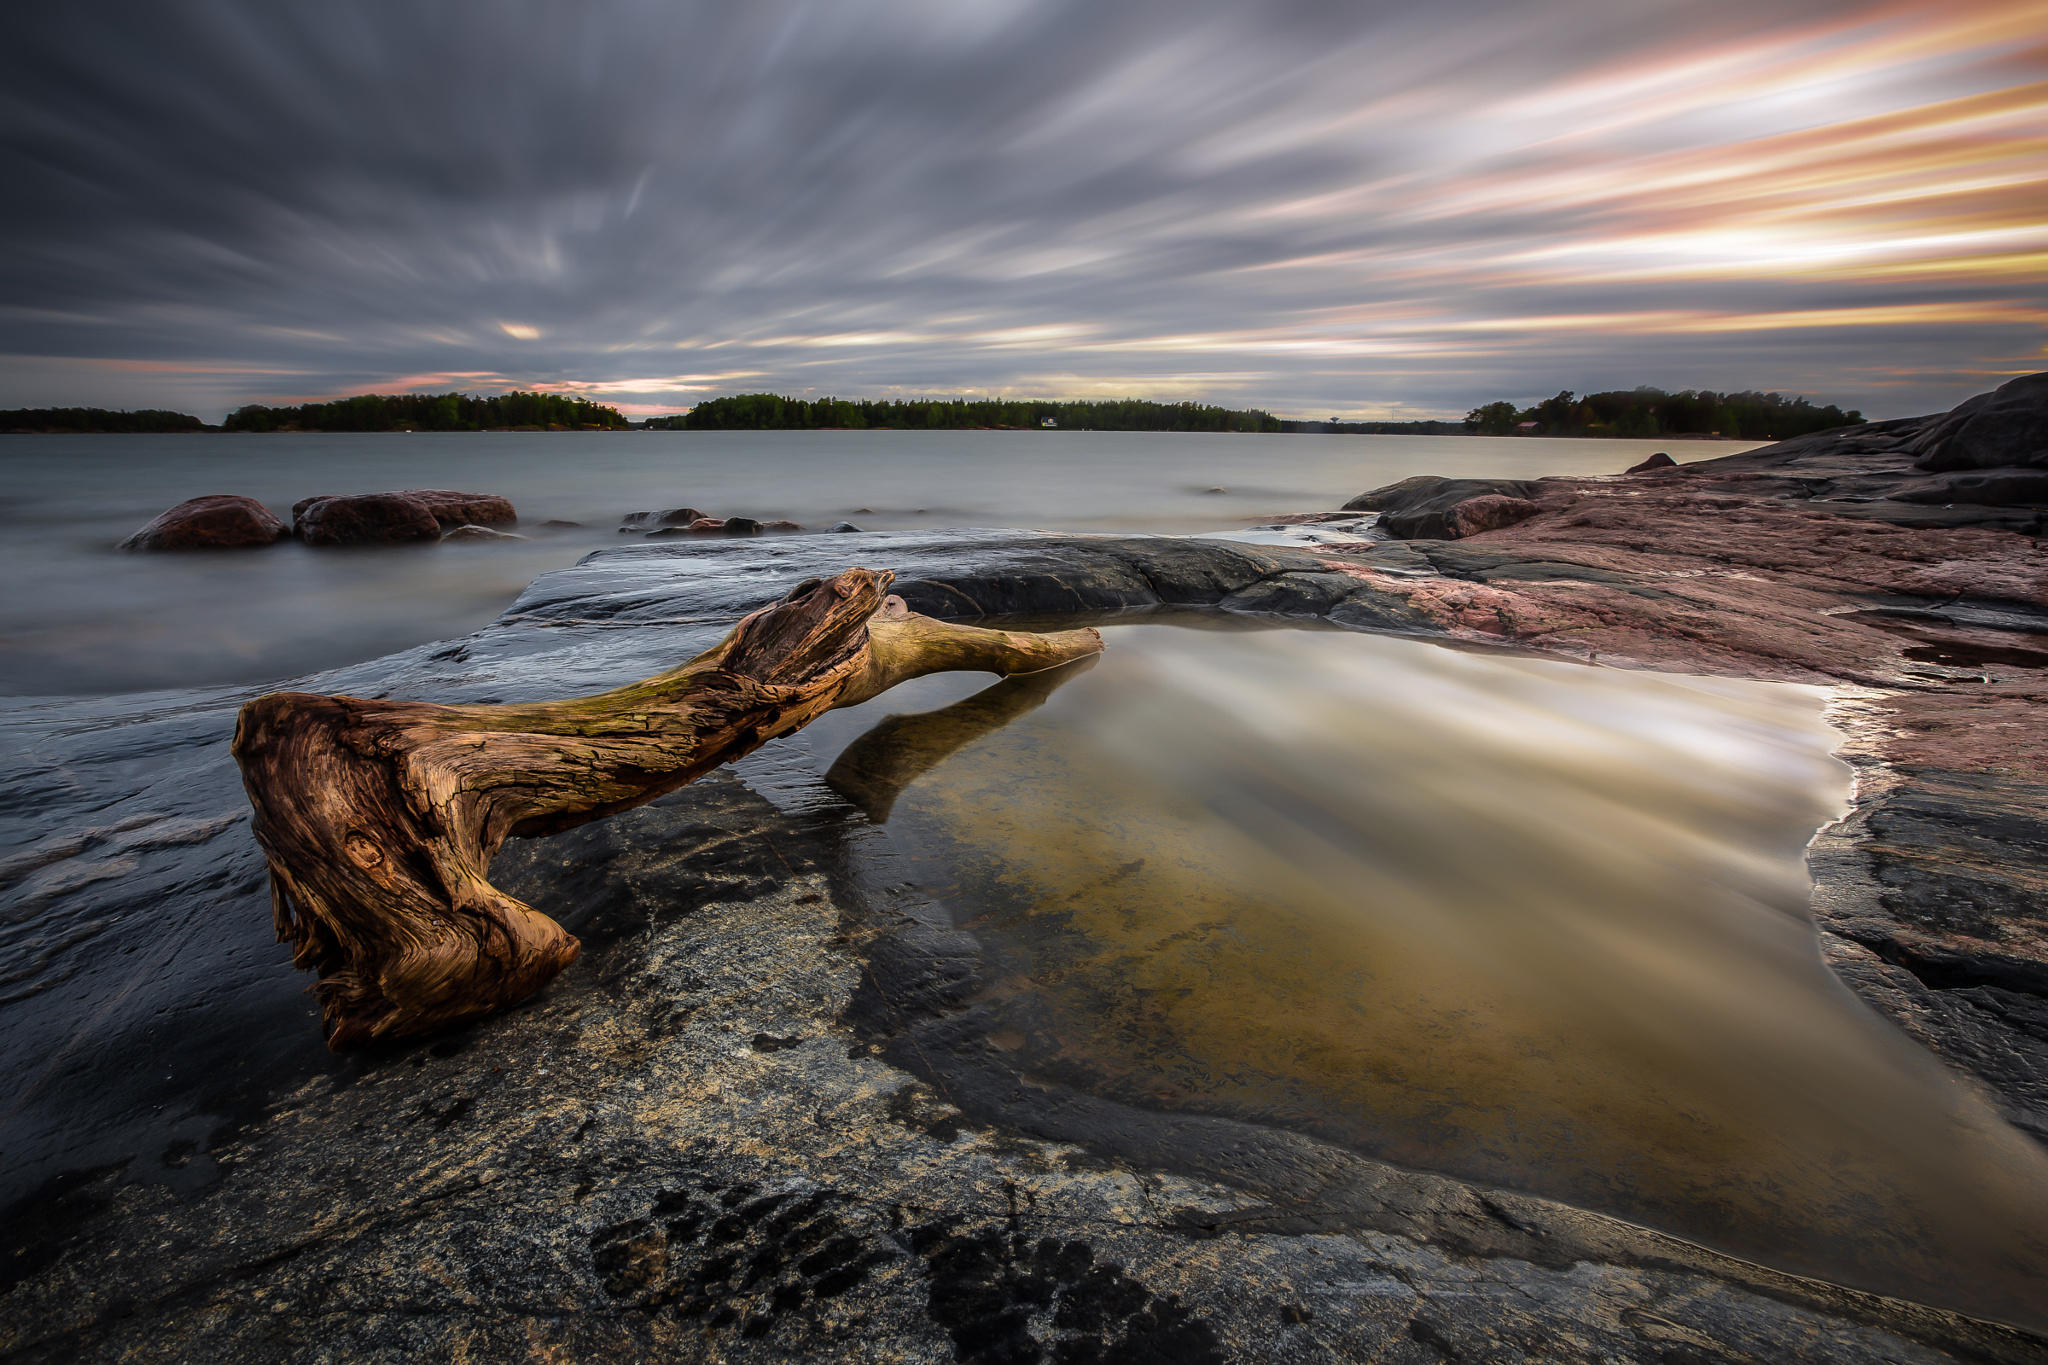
[1,0,2043,422]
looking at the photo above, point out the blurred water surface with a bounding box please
[768,623,2048,1331]
[0,428,1716,694]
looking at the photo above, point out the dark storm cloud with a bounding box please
[2,0,2042,419]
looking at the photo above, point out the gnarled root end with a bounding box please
[239,692,583,1049]
[297,881,580,1051]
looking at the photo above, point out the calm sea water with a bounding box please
[0,429,1718,695]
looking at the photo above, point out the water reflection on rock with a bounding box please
[816,624,2048,1330]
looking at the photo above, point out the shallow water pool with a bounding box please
[747,621,2048,1330]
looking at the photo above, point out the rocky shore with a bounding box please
[3,377,2045,1362]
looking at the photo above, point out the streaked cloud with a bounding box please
[1,0,2041,420]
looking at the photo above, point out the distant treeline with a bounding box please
[223,390,630,432]
[1464,387,1863,440]
[657,393,1282,432]
[2,406,207,433]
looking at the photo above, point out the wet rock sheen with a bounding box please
[118,494,290,551]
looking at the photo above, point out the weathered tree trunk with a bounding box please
[233,568,1102,1049]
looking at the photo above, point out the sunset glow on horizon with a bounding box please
[3,0,2043,419]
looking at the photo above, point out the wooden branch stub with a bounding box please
[232,567,1103,1049]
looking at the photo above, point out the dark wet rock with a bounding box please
[507,531,1430,632]
[117,494,289,551]
[1625,451,1677,474]
[441,523,526,541]
[401,488,518,528]
[721,516,765,537]
[1889,469,2048,508]
[1909,372,2048,472]
[1344,474,1545,515]
[540,519,584,529]
[620,507,708,533]
[293,491,442,546]
[1811,767,2048,1145]
[828,522,862,533]
[1342,475,1550,538]
[761,519,804,533]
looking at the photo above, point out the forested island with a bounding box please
[2,406,208,434]
[1463,386,1863,440]
[223,390,630,431]
[657,393,1284,431]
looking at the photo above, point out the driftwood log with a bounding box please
[232,568,1102,1049]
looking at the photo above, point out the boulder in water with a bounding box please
[118,494,290,551]
[829,521,863,533]
[442,524,527,541]
[401,489,517,528]
[721,516,764,536]
[293,492,442,546]
[1624,452,1676,474]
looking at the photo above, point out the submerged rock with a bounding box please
[619,506,707,533]
[828,521,862,533]
[293,492,442,546]
[1625,451,1677,474]
[117,494,289,551]
[641,517,744,538]
[441,523,526,541]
